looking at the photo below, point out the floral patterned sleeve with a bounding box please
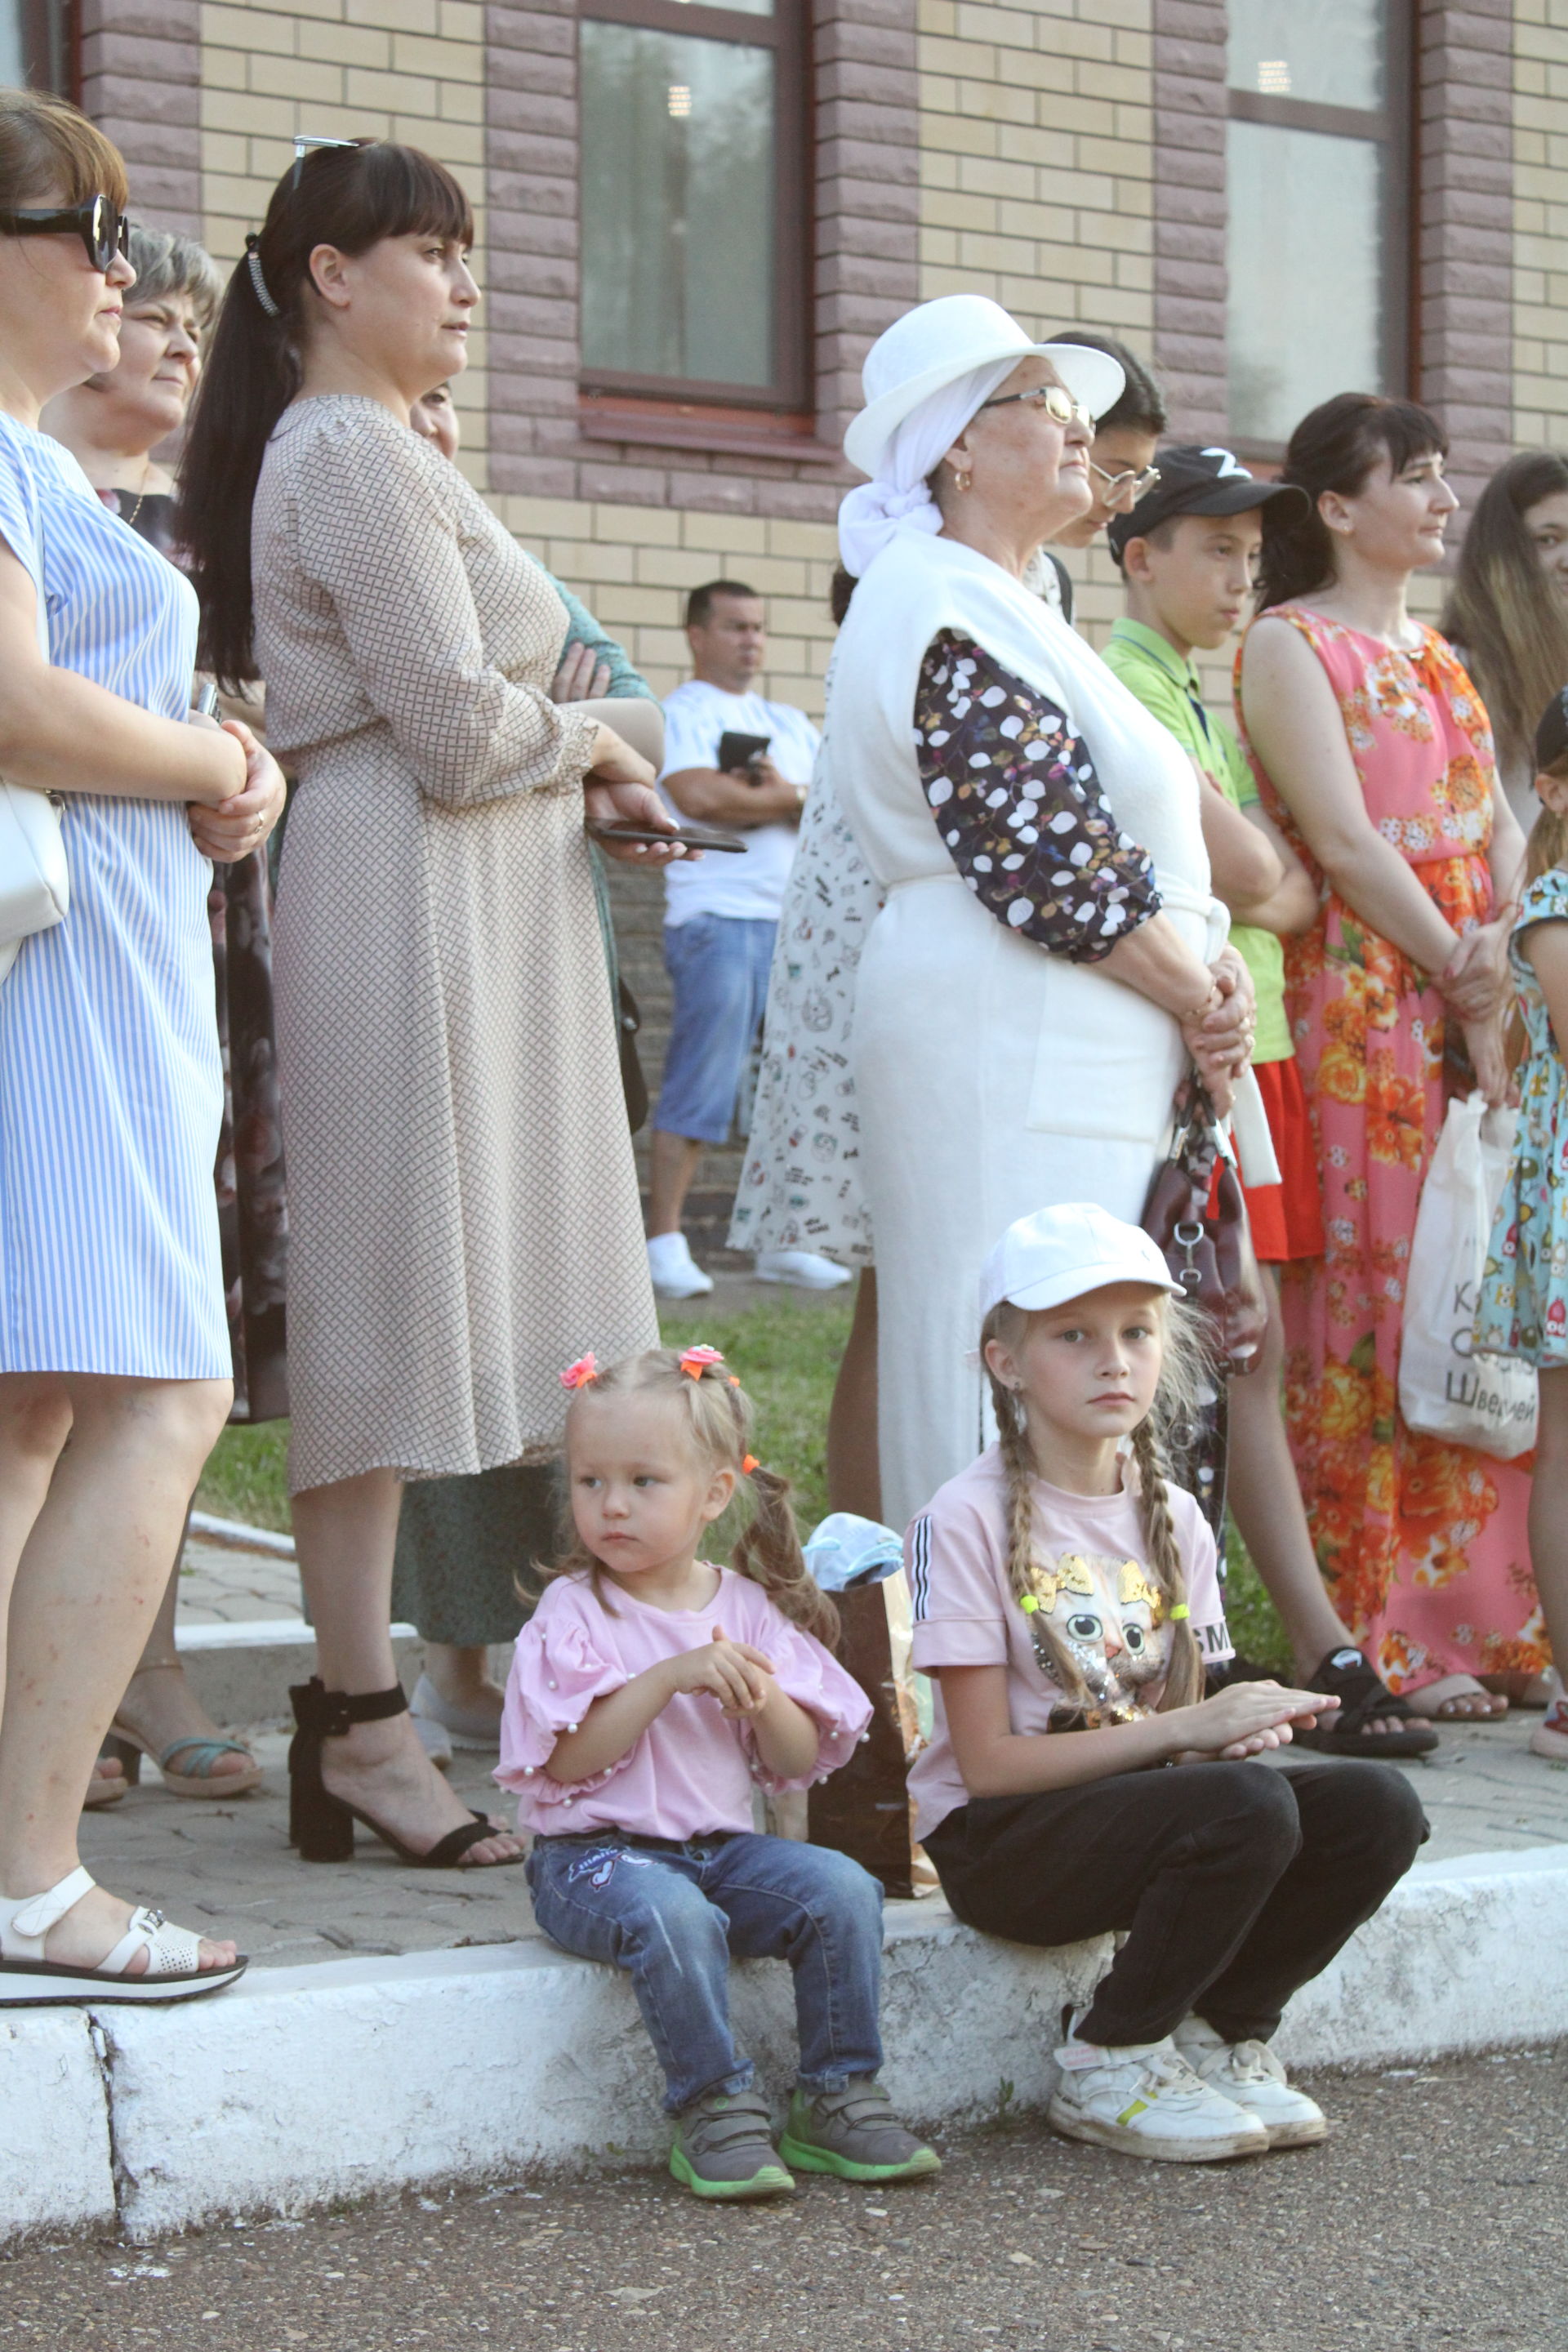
[914,629,1160,961]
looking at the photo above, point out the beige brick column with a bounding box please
[1418,0,1514,515]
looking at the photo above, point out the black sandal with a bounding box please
[1290,1648,1439,1759]
[287,1679,525,1867]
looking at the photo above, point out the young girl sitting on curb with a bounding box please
[907,1203,1428,2163]
[497,1344,939,2202]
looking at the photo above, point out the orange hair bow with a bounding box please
[559,1353,599,1390]
[679,1344,725,1380]
[742,1454,760,1475]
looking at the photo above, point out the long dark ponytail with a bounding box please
[176,140,474,687]
[1254,391,1450,614]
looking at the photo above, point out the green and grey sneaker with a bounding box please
[668,2089,795,2202]
[778,2077,942,2183]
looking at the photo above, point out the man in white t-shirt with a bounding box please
[648,580,850,1298]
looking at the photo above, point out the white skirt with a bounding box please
[853,872,1191,1533]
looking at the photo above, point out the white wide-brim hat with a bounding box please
[980,1202,1180,1322]
[844,295,1126,479]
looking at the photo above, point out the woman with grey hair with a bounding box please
[43,221,281,1805]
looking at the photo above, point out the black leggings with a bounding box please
[924,1758,1427,2047]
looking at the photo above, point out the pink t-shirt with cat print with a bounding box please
[906,1445,1232,1844]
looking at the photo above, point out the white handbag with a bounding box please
[0,776,68,986]
[0,528,67,987]
[1397,1091,1539,1459]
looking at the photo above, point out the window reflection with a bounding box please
[581,20,776,390]
[1227,0,1385,109]
[1227,121,1383,443]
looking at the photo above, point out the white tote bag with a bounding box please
[1398,1091,1538,1459]
[0,512,67,987]
[0,777,68,986]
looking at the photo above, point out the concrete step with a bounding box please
[173,1618,425,1725]
[8,1846,1567,2245]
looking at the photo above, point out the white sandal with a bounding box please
[0,1866,247,2005]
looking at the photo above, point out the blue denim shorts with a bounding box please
[654,914,778,1145]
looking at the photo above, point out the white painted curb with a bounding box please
[4,1848,1565,2245]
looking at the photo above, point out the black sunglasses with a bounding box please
[0,194,130,273]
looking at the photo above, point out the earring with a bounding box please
[949,458,972,493]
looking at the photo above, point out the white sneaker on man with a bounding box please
[647,1233,714,1298]
[753,1249,852,1290]
[1172,2016,1328,2148]
[1049,2009,1269,2163]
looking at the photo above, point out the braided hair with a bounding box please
[548,1348,838,1648]
[980,1295,1207,1712]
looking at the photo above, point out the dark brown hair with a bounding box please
[546,1347,839,1648]
[1529,744,1568,889]
[685,579,759,630]
[1441,452,1568,781]
[0,88,127,212]
[176,140,474,686]
[1255,391,1449,613]
[1050,328,1167,439]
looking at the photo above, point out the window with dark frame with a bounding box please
[577,0,809,425]
[1224,0,1411,451]
[0,0,73,93]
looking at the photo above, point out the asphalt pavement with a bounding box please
[5,2043,1564,2352]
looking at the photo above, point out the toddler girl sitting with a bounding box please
[498,1343,939,2201]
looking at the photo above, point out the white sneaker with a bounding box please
[1049,2011,1269,2164]
[647,1233,714,1298]
[1173,2016,1328,2148]
[753,1248,852,1290]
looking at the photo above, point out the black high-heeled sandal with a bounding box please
[287,1678,523,1868]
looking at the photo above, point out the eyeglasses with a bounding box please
[1089,459,1162,510]
[978,383,1095,429]
[0,194,129,274]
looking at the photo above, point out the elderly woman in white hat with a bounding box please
[806,295,1264,1531]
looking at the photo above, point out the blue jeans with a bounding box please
[654,915,778,1145]
[527,1829,886,2114]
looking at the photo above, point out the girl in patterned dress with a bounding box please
[1236,393,1540,1722]
[1476,690,1568,1757]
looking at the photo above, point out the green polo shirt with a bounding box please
[1102,617,1291,1063]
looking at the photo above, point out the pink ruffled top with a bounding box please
[496,1565,873,1839]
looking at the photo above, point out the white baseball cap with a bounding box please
[844,295,1126,480]
[979,1202,1181,1321]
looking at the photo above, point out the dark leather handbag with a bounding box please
[1142,1075,1269,1378]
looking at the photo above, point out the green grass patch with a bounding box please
[195,1420,292,1534]
[195,1293,1294,1677]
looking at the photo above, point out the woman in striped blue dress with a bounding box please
[0,92,284,2003]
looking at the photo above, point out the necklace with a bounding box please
[123,489,146,531]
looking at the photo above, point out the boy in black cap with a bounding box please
[1102,447,1435,1757]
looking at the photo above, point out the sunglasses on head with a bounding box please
[0,193,130,273]
[979,383,1096,429]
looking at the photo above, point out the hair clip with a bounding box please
[1168,1603,1190,1621]
[742,1454,760,1475]
[559,1353,598,1390]
[1020,1594,1040,1615]
[728,1375,742,1388]
[679,1344,724,1380]
[244,233,279,318]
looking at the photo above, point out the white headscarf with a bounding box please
[836,357,1018,577]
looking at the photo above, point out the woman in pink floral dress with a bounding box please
[1236,394,1541,1721]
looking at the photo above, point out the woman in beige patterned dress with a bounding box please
[180,140,675,1868]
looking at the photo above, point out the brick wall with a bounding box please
[483,0,916,525]
[198,0,492,482]
[1512,0,1568,445]
[1418,1,1515,517]
[80,0,203,235]
[1150,0,1225,439]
